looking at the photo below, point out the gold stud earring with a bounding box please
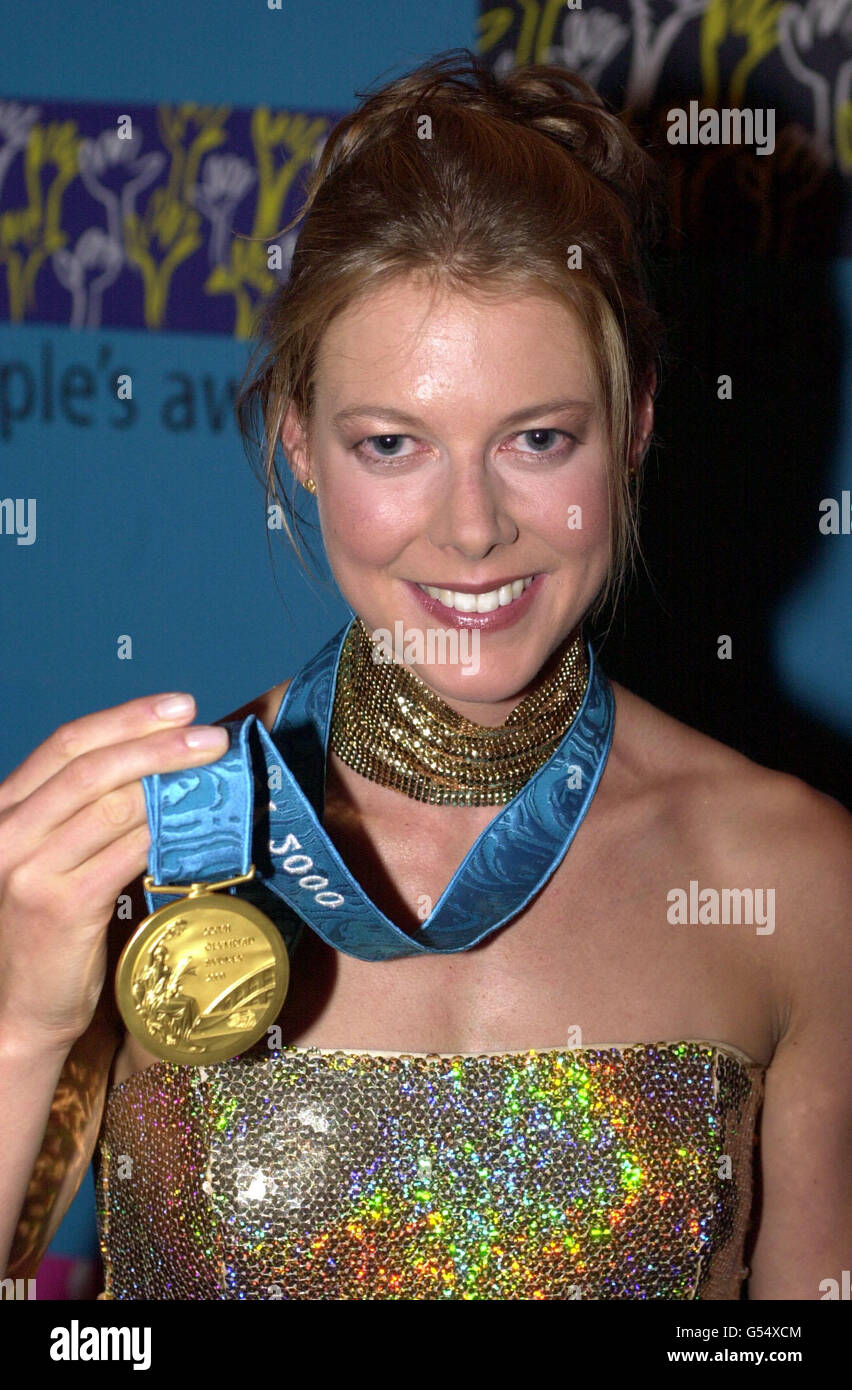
[302,475,317,494]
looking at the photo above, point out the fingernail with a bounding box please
[184,726,229,749]
[156,694,194,719]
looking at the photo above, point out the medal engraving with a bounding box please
[116,874,288,1065]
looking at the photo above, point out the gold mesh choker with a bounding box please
[328,617,589,806]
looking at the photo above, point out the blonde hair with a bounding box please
[235,49,665,619]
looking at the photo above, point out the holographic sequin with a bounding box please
[95,1042,764,1300]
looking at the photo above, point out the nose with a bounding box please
[426,455,519,560]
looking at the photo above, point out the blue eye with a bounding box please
[353,427,578,467]
[370,435,405,456]
[519,429,566,452]
[354,434,414,462]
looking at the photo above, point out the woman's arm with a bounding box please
[746,787,852,1299]
[3,925,125,1281]
[0,693,231,1279]
[0,1030,73,1277]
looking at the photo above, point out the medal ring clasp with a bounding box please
[142,866,258,898]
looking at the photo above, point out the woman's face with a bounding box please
[282,274,646,723]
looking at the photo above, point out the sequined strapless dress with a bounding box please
[95,1040,764,1300]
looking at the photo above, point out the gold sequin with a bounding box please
[95,1041,763,1300]
[329,618,588,805]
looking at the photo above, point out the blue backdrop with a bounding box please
[1,0,850,1296]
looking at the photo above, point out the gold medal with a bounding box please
[115,868,288,1065]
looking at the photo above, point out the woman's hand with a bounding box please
[0,694,230,1056]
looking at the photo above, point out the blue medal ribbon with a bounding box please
[141,617,614,961]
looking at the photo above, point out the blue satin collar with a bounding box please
[141,617,615,961]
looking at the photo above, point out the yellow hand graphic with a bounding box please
[123,189,202,328]
[836,99,852,171]
[205,106,328,337]
[0,119,80,320]
[476,5,515,56]
[702,0,785,107]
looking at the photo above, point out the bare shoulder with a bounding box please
[610,679,852,955]
[218,677,294,732]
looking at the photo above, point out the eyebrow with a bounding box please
[332,397,595,430]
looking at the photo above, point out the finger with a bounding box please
[6,821,151,940]
[24,778,150,880]
[0,692,199,810]
[0,722,230,870]
[66,821,154,927]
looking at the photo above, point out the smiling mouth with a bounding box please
[415,575,535,614]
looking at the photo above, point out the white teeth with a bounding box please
[417,575,535,612]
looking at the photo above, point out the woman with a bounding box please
[2,53,850,1302]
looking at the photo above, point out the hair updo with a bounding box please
[235,48,665,618]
